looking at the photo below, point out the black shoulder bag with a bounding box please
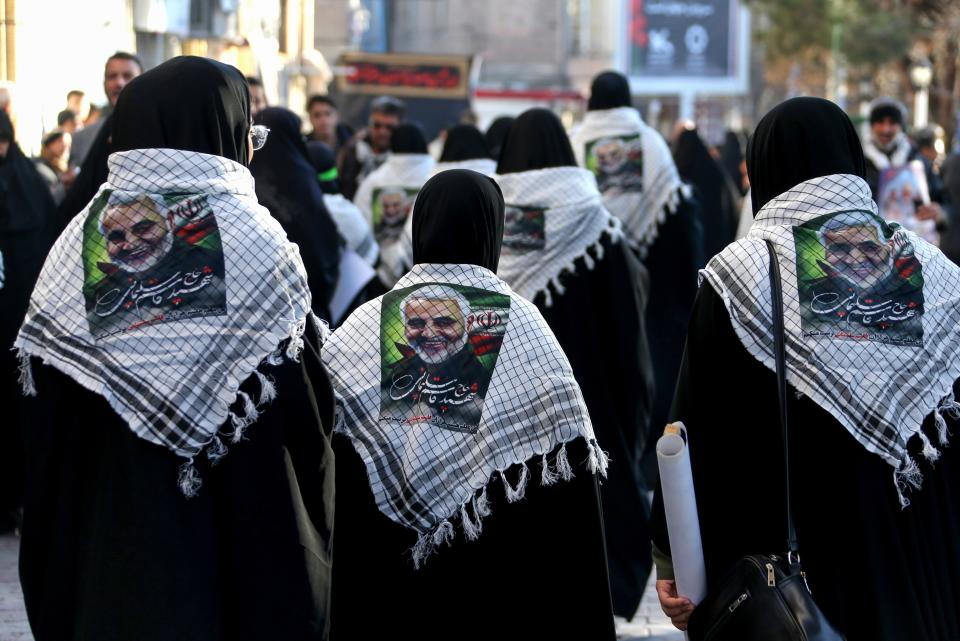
[686,240,846,641]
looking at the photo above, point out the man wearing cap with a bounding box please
[862,97,943,226]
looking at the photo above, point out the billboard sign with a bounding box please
[623,0,749,94]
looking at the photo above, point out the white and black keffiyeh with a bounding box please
[495,166,622,305]
[570,107,689,255]
[322,262,606,566]
[354,154,436,287]
[430,158,498,178]
[382,163,502,286]
[702,174,960,506]
[15,149,313,494]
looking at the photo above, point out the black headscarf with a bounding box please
[0,111,56,235]
[674,127,740,259]
[390,124,428,154]
[747,97,866,214]
[719,130,745,196]
[112,56,250,165]
[439,124,490,162]
[412,169,504,272]
[484,116,514,161]
[250,107,341,317]
[496,108,577,175]
[588,71,631,111]
[305,140,339,195]
[0,109,58,407]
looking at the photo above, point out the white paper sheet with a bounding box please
[330,249,376,325]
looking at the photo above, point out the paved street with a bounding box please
[0,532,680,641]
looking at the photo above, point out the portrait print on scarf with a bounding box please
[585,133,644,194]
[502,205,546,251]
[83,190,227,338]
[794,210,923,346]
[15,56,314,497]
[379,283,510,434]
[324,171,606,566]
[372,185,418,243]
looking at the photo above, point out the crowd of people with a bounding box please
[0,50,958,641]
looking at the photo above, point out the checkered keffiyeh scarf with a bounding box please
[702,174,960,506]
[322,262,606,566]
[15,149,313,495]
[495,166,623,306]
[354,154,436,287]
[570,107,689,256]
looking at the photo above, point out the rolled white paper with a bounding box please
[656,421,707,605]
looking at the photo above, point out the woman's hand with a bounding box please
[656,579,695,631]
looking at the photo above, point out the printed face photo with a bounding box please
[372,186,419,243]
[379,283,511,434]
[100,198,172,274]
[83,192,228,338]
[585,133,644,194]
[403,296,468,364]
[381,190,407,224]
[794,210,924,346]
[821,224,891,291]
[594,139,626,173]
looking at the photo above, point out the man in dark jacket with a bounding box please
[337,96,404,200]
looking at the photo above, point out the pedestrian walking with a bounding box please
[324,169,615,640]
[15,56,335,641]
[652,97,960,641]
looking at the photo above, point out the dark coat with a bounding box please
[19,345,336,641]
[535,234,656,618]
[652,284,960,641]
[329,436,616,641]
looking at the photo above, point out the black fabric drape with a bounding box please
[438,124,491,162]
[111,56,251,165]
[329,436,616,641]
[0,110,58,525]
[637,192,705,486]
[484,116,514,162]
[389,123,427,154]
[20,349,336,641]
[719,130,746,196]
[251,107,341,319]
[651,284,960,641]
[534,236,657,617]
[673,129,739,260]
[747,97,865,214]
[411,169,503,271]
[496,109,577,174]
[587,71,631,111]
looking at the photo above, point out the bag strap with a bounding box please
[764,239,800,559]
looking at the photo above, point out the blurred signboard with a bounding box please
[336,53,472,99]
[331,53,477,140]
[622,0,749,94]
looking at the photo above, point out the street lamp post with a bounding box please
[910,58,933,129]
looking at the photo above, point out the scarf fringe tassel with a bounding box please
[633,184,690,260]
[409,439,596,568]
[17,351,37,397]
[541,219,625,307]
[179,357,294,497]
[895,395,957,508]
